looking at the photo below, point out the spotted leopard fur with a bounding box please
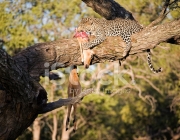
[77,17,162,73]
[77,17,142,56]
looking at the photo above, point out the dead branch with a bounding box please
[170,96,180,111]
[38,88,94,114]
[135,75,163,95]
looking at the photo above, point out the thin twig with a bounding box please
[147,0,170,28]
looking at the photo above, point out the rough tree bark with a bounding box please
[0,48,92,140]
[0,0,179,139]
[13,19,180,81]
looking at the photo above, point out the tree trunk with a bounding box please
[0,49,46,140]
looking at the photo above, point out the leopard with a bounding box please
[76,17,162,73]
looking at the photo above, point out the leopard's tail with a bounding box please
[147,49,162,73]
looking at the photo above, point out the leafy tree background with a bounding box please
[0,0,180,139]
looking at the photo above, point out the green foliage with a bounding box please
[118,0,180,25]
[0,0,95,55]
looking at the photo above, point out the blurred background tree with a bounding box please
[0,0,180,139]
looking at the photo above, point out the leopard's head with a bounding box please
[77,18,95,35]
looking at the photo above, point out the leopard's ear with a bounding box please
[81,18,88,24]
[86,17,93,25]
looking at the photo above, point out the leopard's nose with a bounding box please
[85,64,89,69]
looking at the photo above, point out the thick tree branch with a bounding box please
[82,0,135,20]
[131,19,180,52]
[13,19,180,81]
